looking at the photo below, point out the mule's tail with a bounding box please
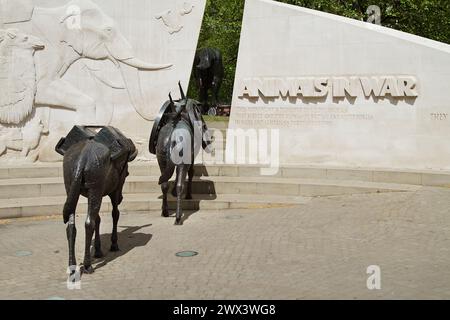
[63,163,84,224]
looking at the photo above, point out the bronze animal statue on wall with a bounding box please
[193,48,224,115]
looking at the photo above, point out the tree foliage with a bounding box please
[190,0,450,104]
[282,0,450,43]
[189,0,245,104]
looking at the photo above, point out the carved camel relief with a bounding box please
[0,28,48,161]
[0,29,45,124]
[24,0,172,122]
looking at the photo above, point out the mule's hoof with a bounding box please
[81,265,94,274]
[68,269,77,277]
[94,250,104,258]
[174,219,183,226]
[110,244,120,252]
[162,211,169,218]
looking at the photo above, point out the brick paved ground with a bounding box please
[1,186,450,300]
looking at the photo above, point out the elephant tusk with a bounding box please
[119,58,172,71]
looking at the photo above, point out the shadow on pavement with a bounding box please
[162,164,217,225]
[93,224,153,271]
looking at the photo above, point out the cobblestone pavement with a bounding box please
[1,187,450,300]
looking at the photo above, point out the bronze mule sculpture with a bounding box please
[149,83,213,225]
[56,126,137,274]
[193,48,224,115]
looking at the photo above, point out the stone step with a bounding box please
[0,193,310,219]
[1,163,449,187]
[0,175,419,200]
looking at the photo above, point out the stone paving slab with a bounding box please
[1,186,450,299]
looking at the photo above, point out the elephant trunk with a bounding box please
[106,33,172,120]
[107,32,172,71]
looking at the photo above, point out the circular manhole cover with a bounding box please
[15,250,32,257]
[175,251,198,258]
[224,215,243,220]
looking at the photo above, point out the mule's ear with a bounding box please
[128,150,138,162]
[178,81,186,100]
[127,139,138,162]
[55,138,67,156]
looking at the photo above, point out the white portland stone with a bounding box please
[227,0,450,170]
[0,0,205,163]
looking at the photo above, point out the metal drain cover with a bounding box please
[15,250,32,257]
[175,251,198,258]
[224,215,243,220]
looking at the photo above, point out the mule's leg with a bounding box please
[66,213,77,274]
[186,165,194,200]
[171,182,178,197]
[212,77,222,107]
[93,215,103,258]
[82,191,102,274]
[158,158,175,214]
[109,191,122,252]
[175,165,187,225]
[200,87,208,114]
[161,181,170,217]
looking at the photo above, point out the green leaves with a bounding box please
[189,0,245,104]
[281,0,450,43]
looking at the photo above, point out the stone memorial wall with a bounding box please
[227,0,450,170]
[0,0,205,163]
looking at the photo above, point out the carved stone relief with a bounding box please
[0,0,210,164]
[155,1,195,34]
[0,28,44,125]
[0,117,48,162]
[0,0,34,25]
[28,0,172,125]
[0,28,48,162]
